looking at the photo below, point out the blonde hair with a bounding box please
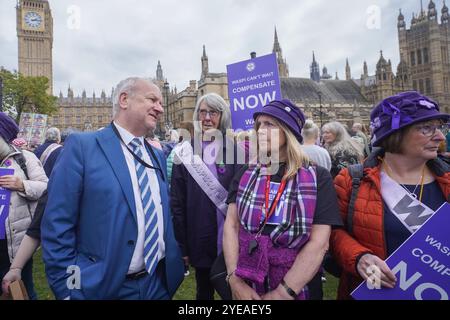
[255,115,310,181]
[302,119,320,142]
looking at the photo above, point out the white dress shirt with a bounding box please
[114,122,165,274]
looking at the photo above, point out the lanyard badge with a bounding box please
[248,174,286,256]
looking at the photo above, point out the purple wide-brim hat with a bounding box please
[370,91,450,147]
[0,112,19,143]
[253,99,305,143]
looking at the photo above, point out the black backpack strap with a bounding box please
[346,164,364,236]
[13,152,29,180]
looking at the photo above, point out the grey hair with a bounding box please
[167,129,179,142]
[193,93,231,135]
[302,119,320,141]
[322,121,363,159]
[112,77,157,117]
[46,127,61,143]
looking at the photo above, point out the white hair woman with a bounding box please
[33,127,63,177]
[45,127,61,143]
[171,93,240,300]
[322,121,363,178]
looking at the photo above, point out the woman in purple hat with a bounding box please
[331,91,450,299]
[223,100,343,300]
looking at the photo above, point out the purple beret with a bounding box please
[0,112,19,143]
[253,99,305,143]
[370,91,450,147]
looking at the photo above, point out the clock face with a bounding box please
[24,11,42,28]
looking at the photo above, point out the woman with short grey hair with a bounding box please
[45,127,61,143]
[34,127,63,177]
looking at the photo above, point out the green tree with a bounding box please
[0,68,57,122]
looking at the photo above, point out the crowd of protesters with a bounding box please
[0,80,448,300]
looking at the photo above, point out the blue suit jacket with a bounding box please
[41,125,184,299]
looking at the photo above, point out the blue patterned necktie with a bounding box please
[129,138,160,275]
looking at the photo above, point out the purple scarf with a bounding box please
[235,165,317,298]
[236,165,317,248]
[236,226,308,299]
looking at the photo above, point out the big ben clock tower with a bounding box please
[17,0,53,94]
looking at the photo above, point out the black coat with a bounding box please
[170,139,242,268]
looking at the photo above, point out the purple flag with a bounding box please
[352,203,450,300]
[0,168,14,240]
[227,53,282,131]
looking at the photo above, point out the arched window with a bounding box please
[425,78,432,94]
[417,49,422,65]
[419,79,424,93]
[423,48,429,64]
[410,51,416,66]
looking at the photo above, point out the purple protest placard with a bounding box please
[227,53,282,131]
[0,168,15,240]
[352,203,450,300]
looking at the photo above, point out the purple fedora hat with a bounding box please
[253,99,305,143]
[370,91,450,147]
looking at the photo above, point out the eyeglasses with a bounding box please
[416,122,450,137]
[199,110,220,118]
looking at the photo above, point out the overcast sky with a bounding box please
[0,0,440,97]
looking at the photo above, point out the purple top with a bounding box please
[0,168,15,239]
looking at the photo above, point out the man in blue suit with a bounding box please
[41,77,184,299]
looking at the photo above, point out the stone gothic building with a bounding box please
[397,0,450,113]
[164,31,374,130]
[356,1,450,113]
[48,87,113,131]
[16,0,448,135]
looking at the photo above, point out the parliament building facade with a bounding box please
[16,0,449,134]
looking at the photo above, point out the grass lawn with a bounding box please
[33,248,338,300]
